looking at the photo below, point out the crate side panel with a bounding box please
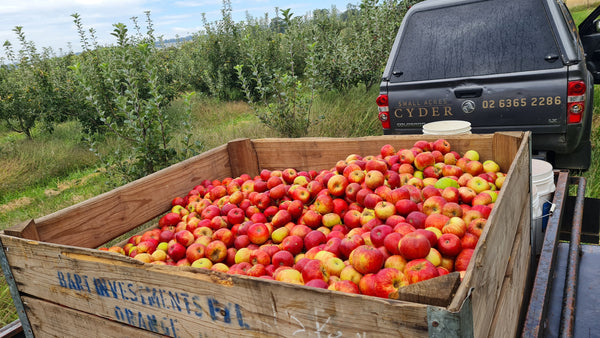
[23,296,163,337]
[488,201,532,338]
[29,145,232,248]
[1,235,430,337]
[252,134,498,171]
[227,138,260,178]
[449,133,530,337]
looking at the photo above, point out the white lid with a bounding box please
[531,159,554,181]
[423,120,472,135]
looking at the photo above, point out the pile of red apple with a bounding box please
[100,139,506,299]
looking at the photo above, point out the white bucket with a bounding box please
[531,159,555,255]
[422,120,472,135]
[423,120,471,135]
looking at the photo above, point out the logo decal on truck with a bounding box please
[461,100,475,114]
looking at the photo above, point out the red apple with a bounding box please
[404,258,440,284]
[455,249,474,271]
[205,240,228,263]
[374,267,409,298]
[247,223,270,245]
[349,245,385,274]
[399,231,431,260]
[437,233,462,257]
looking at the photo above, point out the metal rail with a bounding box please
[522,173,587,338]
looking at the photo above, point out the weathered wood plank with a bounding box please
[23,296,164,337]
[227,138,260,178]
[3,219,39,241]
[488,199,532,338]
[1,235,430,337]
[7,144,233,248]
[252,134,500,172]
[449,131,530,338]
[390,272,461,307]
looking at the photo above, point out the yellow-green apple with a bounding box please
[482,160,500,173]
[360,208,376,226]
[293,175,309,187]
[437,233,462,257]
[374,201,396,221]
[349,245,385,274]
[324,256,346,277]
[406,211,428,229]
[270,227,290,244]
[328,280,360,294]
[249,248,271,266]
[414,152,435,170]
[206,240,228,263]
[321,212,341,228]
[463,150,479,161]
[327,174,349,197]
[340,265,363,285]
[280,235,304,256]
[442,217,467,238]
[151,249,167,262]
[466,176,490,194]
[375,267,410,298]
[436,177,460,191]
[365,170,386,190]
[358,273,379,296]
[481,190,498,203]
[425,248,442,267]
[302,259,330,283]
[235,247,252,264]
[399,231,431,260]
[404,258,440,284]
[472,192,493,206]
[423,196,447,215]
[495,175,506,189]
[425,213,450,231]
[274,267,304,285]
[461,232,479,250]
[191,257,213,269]
[422,177,438,187]
[407,176,424,189]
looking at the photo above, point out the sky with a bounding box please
[0,0,356,61]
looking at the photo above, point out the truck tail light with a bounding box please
[567,80,586,124]
[376,94,391,129]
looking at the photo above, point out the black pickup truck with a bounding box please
[377,0,600,169]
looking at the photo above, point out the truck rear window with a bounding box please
[391,0,562,82]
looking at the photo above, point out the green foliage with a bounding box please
[70,13,198,183]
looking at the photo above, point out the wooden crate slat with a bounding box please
[12,144,232,248]
[488,198,532,338]
[23,296,165,337]
[2,235,430,337]
[227,138,260,178]
[449,132,530,337]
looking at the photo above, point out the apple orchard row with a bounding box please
[100,139,505,298]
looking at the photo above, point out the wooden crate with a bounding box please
[0,132,532,337]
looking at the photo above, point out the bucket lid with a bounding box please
[531,159,554,182]
[423,120,471,135]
